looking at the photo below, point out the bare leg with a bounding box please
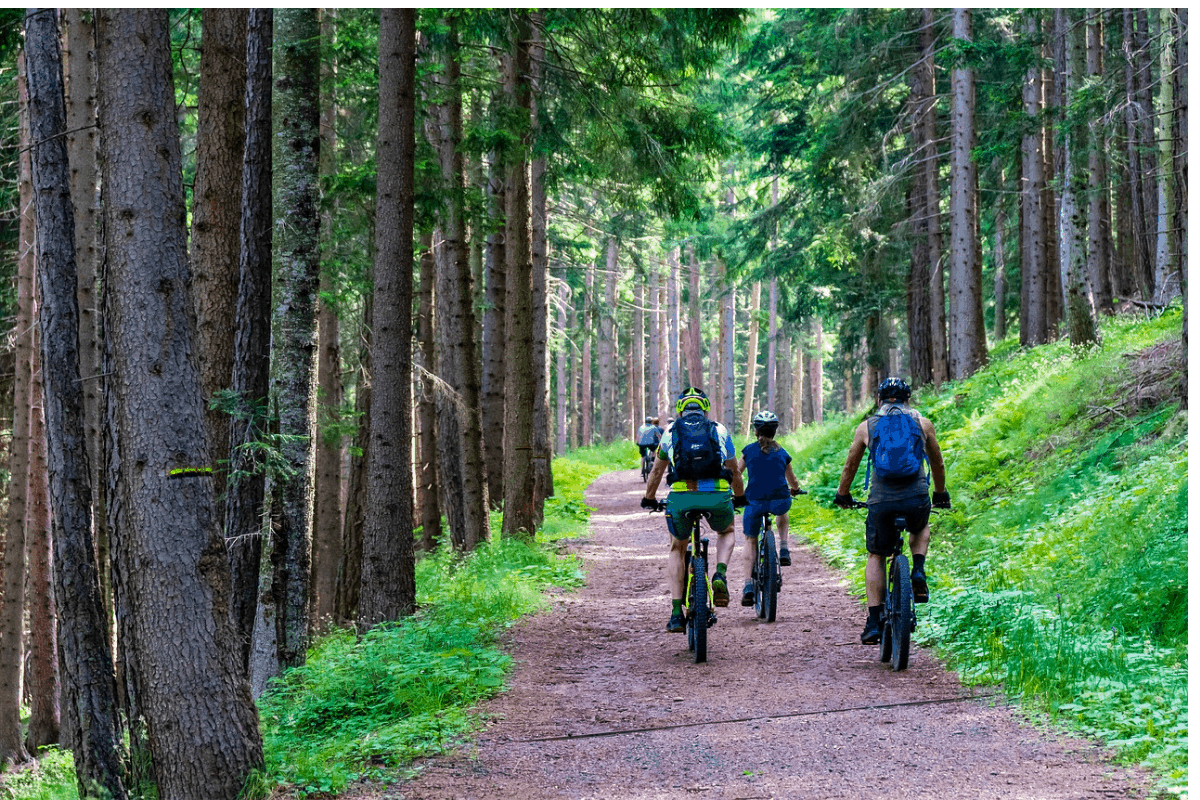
[865,553,886,606]
[667,534,688,601]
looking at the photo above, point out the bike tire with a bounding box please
[891,554,912,671]
[758,528,778,622]
[691,555,708,663]
[879,574,893,663]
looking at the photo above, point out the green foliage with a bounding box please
[0,748,76,800]
[788,311,1188,793]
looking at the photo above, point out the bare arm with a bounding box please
[726,458,745,497]
[784,462,801,493]
[921,417,946,493]
[835,421,869,496]
[644,455,670,500]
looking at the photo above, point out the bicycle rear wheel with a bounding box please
[890,554,912,671]
[755,527,779,622]
[690,555,708,663]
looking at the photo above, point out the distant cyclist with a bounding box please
[737,410,803,607]
[642,387,747,633]
[834,378,950,645]
[635,416,663,462]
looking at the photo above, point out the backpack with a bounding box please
[669,415,726,481]
[866,406,926,489]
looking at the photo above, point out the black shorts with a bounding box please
[639,444,657,459]
[865,497,931,556]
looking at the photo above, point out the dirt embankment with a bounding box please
[350,469,1154,800]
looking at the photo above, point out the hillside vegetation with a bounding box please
[781,309,1187,796]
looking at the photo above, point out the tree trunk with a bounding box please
[312,8,343,628]
[684,246,703,388]
[994,205,1008,340]
[719,259,735,430]
[581,259,594,446]
[948,8,987,378]
[920,9,949,384]
[191,8,247,525]
[270,7,320,670]
[530,13,552,511]
[667,248,681,398]
[481,122,507,508]
[334,298,369,623]
[1172,8,1187,405]
[415,237,441,549]
[25,12,128,796]
[598,238,618,442]
[359,7,416,628]
[1060,9,1098,345]
[908,12,934,385]
[632,276,645,427]
[1085,10,1114,314]
[646,263,660,419]
[1123,9,1154,300]
[775,328,791,431]
[738,281,761,433]
[555,278,569,455]
[96,8,266,797]
[225,8,273,668]
[809,317,824,423]
[1020,11,1049,346]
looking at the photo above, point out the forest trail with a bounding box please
[365,469,1152,800]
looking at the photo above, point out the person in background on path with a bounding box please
[738,410,803,607]
[642,387,747,633]
[834,378,951,645]
[636,416,663,462]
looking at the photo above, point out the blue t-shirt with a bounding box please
[741,442,792,502]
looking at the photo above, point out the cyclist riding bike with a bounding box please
[642,387,747,633]
[737,410,803,607]
[834,377,951,645]
[635,416,664,462]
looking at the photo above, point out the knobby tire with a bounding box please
[690,555,708,663]
[891,553,912,671]
[756,525,779,623]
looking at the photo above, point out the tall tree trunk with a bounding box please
[1060,9,1098,345]
[334,298,369,623]
[580,259,593,446]
[415,237,441,549]
[994,205,1008,340]
[667,248,681,398]
[646,263,660,419]
[24,13,127,797]
[684,246,703,388]
[1,56,34,765]
[907,12,934,385]
[719,259,735,430]
[632,277,645,427]
[530,13,552,511]
[1172,8,1187,405]
[225,8,273,668]
[1123,9,1154,300]
[1043,14,1063,336]
[1020,11,1049,346]
[312,8,344,628]
[948,8,987,379]
[270,7,320,670]
[1086,9,1114,314]
[359,8,416,628]
[598,238,618,442]
[920,9,949,384]
[775,328,791,431]
[191,8,247,526]
[555,278,569,455]
[809,317,824,423]
[481,115,507,508]
[766,278,778,409]
[1153,9,1176,304]
[739,281,761,434]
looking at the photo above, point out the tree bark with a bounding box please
[415,237,441,550]
[632,276,646,427]
[739,281,761,434]
[359,7,416,628]
[1060,9,1098,345]
[334,297,369,623]
[1020,11,1049,346]
[646,263,660,419]
[1086,10,1114,314]
[920,9,948,384]
[530,14,553,512]
[555,277,570,455]
[994,205,1008,340]
[598,238,618,441]
[948,8,987,378]
[481,129,507,507]
[1123,9,1154,300]
[667,248,681,398]
[719,258,735,430]
[580,258,594,446]
[809,317,824,423]
[25,12,127,796]
[684,246,703,387]
[1172,8,1187,405]
[225,8,273,669]
[96,8,266,797]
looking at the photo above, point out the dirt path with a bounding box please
[358,469,1152,800]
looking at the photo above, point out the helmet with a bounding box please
[877,377,911,403]
[675,386,710,415]
[751,410,779,435]
[644,416,653,424]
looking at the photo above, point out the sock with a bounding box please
[868,604,883,623]
[672,599,682,614]
[913,553,926,572]
[716,562,727,576]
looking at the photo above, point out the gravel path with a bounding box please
[349,468,1154,800]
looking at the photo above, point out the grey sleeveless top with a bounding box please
[865,403,930,504]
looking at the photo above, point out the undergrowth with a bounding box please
[784,309,1188,797]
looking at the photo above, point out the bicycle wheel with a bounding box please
[756,527,779,623]
[890,554,912,671]
[641,454,650,482]
[879,569,893,663]
[690,554,708,663]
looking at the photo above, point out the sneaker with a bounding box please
[667,611,686,633]
[711,572,730,607]
[860,617,882,645]
[911,568,929,603]
[778,547,791,566]
[741,581,755,607]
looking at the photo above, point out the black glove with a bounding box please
[640,496,659,511]
[932,490,952,510]
[834,493,855,509]
[731,494,749,509]
[790,487,806,497]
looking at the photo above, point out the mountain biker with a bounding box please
[737,410,803,607]
[642,387,748,633]
[636,416,664,463]
[833,378,951,645]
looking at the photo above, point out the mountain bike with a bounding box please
[640,449,654,482]
[748,489,804,623]
[650,502,714,663]
[849,500,916,671]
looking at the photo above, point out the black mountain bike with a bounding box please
[850,501,916,671]
[640,449,654,482]
[749,489,805,623]
[651,503,713,663]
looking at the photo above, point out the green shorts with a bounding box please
[665,491,734,540]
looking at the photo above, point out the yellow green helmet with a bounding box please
[675,386,711,415]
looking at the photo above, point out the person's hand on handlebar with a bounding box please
[731,494,749,509]
[641,496,667,512]
[834,492,856,509]
[931,490,952,510]
[789,487,806,497]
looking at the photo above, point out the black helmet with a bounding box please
[751,410,779,436]
[877,377,911,403]
[644,416,653,424]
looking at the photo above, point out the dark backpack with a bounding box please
[669,415,726,481]
[866,406,926,489]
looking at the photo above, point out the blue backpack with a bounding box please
[669,416,726,481]
[865,406,926,490]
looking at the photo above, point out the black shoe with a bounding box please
[860,617,881,645]
[741,581,755,607]
[712,572,729,607]
[667,611,686,633]
[911,568,929,603]
[778,547,791,566]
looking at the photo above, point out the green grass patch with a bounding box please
[786,309,1188,796]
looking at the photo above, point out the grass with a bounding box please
[782,308,1188,797]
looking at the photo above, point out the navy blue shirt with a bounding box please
[741,442,792,502]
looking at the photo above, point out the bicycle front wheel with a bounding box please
[890,554,912,671]
[690,555,708,663]
[755,528,779,622]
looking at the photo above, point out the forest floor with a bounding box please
[346,469,1157,800]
